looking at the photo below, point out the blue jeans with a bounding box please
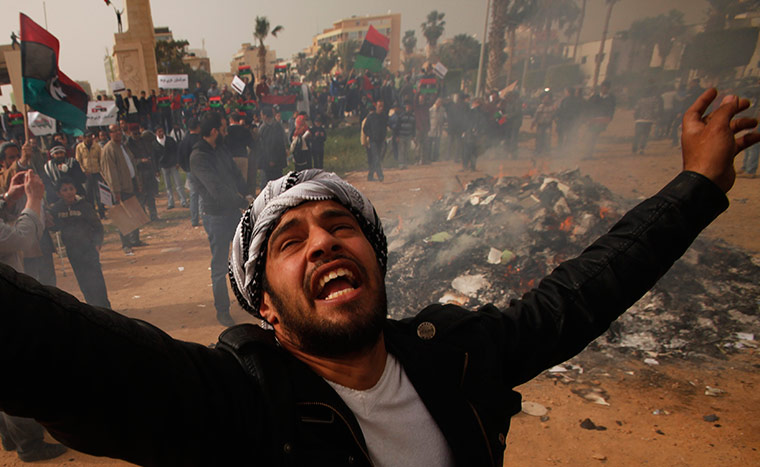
[202,212,240,314]
[367,140,384,180]
[186,173,200,226]
[742,145,759,175]
[161,167,187,208]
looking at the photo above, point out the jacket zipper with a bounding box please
[460,352,496,467]
[298,401,373,465]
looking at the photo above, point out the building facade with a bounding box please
[230,44,277,80]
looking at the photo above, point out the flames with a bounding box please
[559,216,574,232]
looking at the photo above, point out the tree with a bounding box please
[505,0,538,84]
[705,0,760,31]
[294,52,309,76]
[313,42,338,78]
[421,10,446,59]
[155,39,190,74]
[254,16,283,80]
[336,40,360,73]
[440,34,482,71]
[571,0,587,60]
[530,0,580,69]
[628,10,685,70]
[402,30,417,56]
[591,0,619,90]
[486,0,510,91]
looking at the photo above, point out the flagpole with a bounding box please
[23,105,30,143]
[475,0,490,98]
[43,1,48,29]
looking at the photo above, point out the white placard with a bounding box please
[110,80,126,93]
[28,112,56,136]
[98,181,114,206]
[231,75,246,95]
[433,62,448,79]
[86,101,118,127]
[158,74,189,89]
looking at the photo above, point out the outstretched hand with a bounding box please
[682,88,760,192]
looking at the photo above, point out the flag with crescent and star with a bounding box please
[20,13,88,134]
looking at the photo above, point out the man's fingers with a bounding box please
[10,171,27,185]
[735,131,760,154]
[684,88,718,124]
[730,117,758,134]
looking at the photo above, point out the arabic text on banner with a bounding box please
[158,74,189,89]
[28,111,56,136]
[86,101,118,127]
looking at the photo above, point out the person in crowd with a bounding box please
[428,98,446,163]
[226,113,257,192]
[138,90,151,130]
[414,94,431,164]
[361,100,388,181]
[49,177,111,308]
[0,88,753,467]
[123,89,140,124]
[307,116,327,170]
[126,124,158,221]
[98,129,110,148]
[256,75,271,101]
[153,126,187,210]
[632,87,664,155]
[189,112,249,327]
[101,123,142,255]
[178,118,202,227]
[258,107,288,188]
[75,131,106,219]
[532,93,556,156]
[44,145,87,201]
[584,80,616,159]
[290,114,311,172]
[0,169,68,463]
[395,102,416,170]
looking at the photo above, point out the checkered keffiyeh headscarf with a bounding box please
[229,169,387,317]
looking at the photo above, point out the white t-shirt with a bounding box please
[119,144,135,179]
[326,353,455,467]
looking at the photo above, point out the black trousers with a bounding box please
[68,246,111,308]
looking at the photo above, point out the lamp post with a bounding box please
[475,0,491,98]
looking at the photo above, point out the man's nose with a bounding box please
[306,227,342,262]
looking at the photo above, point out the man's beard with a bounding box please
[262,267,388,359]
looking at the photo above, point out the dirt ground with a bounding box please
[2,109,758,466]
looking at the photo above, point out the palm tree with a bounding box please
[421,10,446,60]
[486,0,509,91]
[505,0,537,85]
[336,40,360,73]
[530,0,580,69]
[402,30,418,57]
[253,16,283,80]
[592,0,618,90]
[571,0,586,60]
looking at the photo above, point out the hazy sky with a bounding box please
[2,0,706,105]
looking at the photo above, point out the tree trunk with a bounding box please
[572,0,586,61]
[507,27,517,83]
[592,0,616,90]
[486,0,508,91]
[258,42,267,79]
[520,27,534,92]
[540,17,551,70]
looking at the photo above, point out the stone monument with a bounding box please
[112,0,158,93]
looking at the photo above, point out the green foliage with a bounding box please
[402,30,417,55]
[683,27,759,77]
[421,10,446,49]
[439,34,482,71]
[629,10,685,67]
[155,39,190,74]
[323,125,366,175]
[336,40,360,72]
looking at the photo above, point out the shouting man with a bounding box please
[0,90,758,465]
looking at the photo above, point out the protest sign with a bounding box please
[86,100,118,127]
[231,75,246,95]
[433,62,448,79]
[109,196,149,235]
[110,80,126,93]
[28,112,56,136]
[98,181,114,207]
[158,74,189,89]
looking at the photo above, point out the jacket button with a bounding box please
[348,455,355,464]
[283,443,293,454]
[417,321,436,340]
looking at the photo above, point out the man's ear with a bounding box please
[259,291,279,326]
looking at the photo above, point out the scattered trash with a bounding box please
[572,388,610,406]
[438,292,469,307]
[705,386,726,397]
[540,415,550,422]
[487,248,502,264]
[446,206,458,221]
[736,332,755,341]
[197,304,206,308]
[703,414,719,422]
[132,295,140,299]
[591,454,607,461]
[409,187,421,192]
[427,231,453,243]
[652,409,670,416]
[580,418,606,431]
[161,247,182,253]
[655,429,665,435]
[451,274,489,297]
[644,358,659,366]
[177,267,185,272]
[521,401,548,417]
[548,365,568,373]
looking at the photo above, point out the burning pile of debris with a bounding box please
[384,169,760,360]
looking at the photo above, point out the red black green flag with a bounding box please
[20,13,88,134]
[274,64,288,74]
[354,25,389,73]
[418,78,438,94]
[209,96,222,108]
[238,65,252,76]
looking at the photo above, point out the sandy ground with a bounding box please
[2,109,758,466]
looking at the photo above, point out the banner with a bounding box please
[231,75,246,95]
[86,100,118,127]
[110,80,126,93]
[433,62,448,79]
[158,74,189,89]
[98,180,114,206]
[28,111,56,136]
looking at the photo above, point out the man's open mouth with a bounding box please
[315,267,359,301]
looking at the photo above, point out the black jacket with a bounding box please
[178,132,201,172]
[0,172,727,466]
[189,138,247,216]
[258,121,287,170]
[153,136,179,169]
[49,197,104,252]
[362,111,388,143]
[225,125,255,158]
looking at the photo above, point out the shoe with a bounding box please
[132,241,149,247]
[181,201,189,208]
[167,205,175,210]
[216,311,236,327]
[123,246,134,256]
[17,441,67,462]
[1,436,16,451]
[191,222,200,227]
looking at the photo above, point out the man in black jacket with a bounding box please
[189,112,248,326]
[362,100,388,181]
[0,90,758,465]
[153,127,187,209]
[257,108,287,189]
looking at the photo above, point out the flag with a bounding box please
[20,13,88,134]
[354,25,389,73]
[238,65,252,76]
[418,78,438,94]
[260,94,296,121]
[209,96,222,108]
[274,64,288,75]
[104,0,112,5]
